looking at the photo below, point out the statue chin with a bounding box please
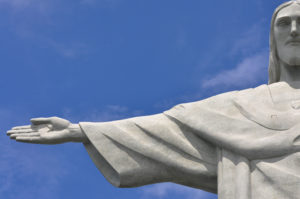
[284,56,300,66]
[278,48,300,66]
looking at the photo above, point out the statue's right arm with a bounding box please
[7,89,300,189]
[7,97,300,161]
[78,113,217,191]
[7,115,218,192]
[7,94,300,162]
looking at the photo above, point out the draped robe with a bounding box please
[79,82,300,199]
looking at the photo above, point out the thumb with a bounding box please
[31,117,52,125]
[49,117,70,130]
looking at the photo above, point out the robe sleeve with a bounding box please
[79,84,284,193]
[79,113,217,193]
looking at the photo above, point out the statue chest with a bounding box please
[218,149,300,199]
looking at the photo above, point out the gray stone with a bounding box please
[7,1,300,198]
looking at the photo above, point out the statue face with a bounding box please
[275,3,300,66]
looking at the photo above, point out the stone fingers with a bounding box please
[16,137,42,144]
[10,133,40,139]
[12,125,31,130]
[7,129,35,135]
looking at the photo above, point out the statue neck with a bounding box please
[279,61,300,88]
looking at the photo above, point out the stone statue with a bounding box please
[7,1,300,198]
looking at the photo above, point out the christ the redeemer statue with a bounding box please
[7,1,300,199]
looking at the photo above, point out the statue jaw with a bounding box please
[278,48,300,66]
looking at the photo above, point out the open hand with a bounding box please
[7,117,88,144]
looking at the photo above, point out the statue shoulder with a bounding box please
[165,89,241,118]
[172,91,234,108]
[171,85,268,111]
[164,84,275,121]
[233,83,300,130]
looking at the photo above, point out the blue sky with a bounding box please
[0,0,287,198]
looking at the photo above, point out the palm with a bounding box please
[7,117,71,144]
[38,130,70,144]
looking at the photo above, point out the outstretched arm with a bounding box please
[7,109,300,161]
[7,115,218,192]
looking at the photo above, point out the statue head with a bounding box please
[269,0,300,84]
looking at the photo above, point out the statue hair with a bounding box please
[268,1,300,84]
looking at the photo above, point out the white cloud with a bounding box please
[193,20,269,92]
[229,22,265,57]
[141,183,215,199]
[201,50,268,90]
[195,20,268,88]
[0,0,90,59]
[196,20,267,70]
